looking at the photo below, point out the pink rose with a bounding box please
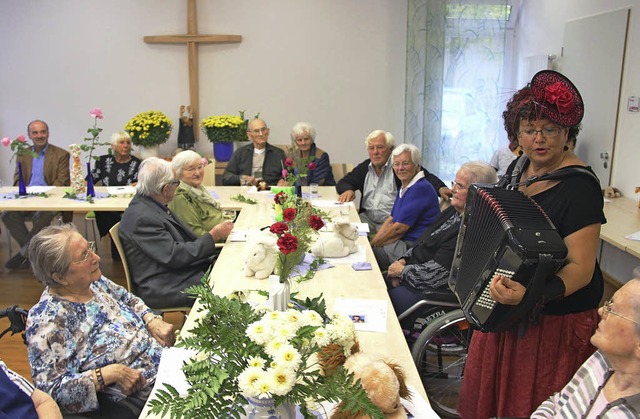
[282,169,288,179]
[89,107,104,119]
[1,137,11,147]
[284,157,294,167]
[544,82,574,114]
[307,161,317,171]
[16,135,26,143]
[201,157,209,167]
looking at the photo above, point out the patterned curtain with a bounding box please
[405,0,509,182]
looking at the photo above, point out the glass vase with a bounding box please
[85,162,95,197]
[243,396,296,419]
[17,161,26,196]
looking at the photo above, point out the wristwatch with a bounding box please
[145,314,163,326]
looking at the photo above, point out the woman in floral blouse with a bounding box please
[91,131,141,260]
[25,224,175,417]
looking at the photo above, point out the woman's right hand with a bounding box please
[101,364,147,395]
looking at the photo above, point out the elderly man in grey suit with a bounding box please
[119,157,233,309]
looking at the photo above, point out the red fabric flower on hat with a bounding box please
[270,222,289,235]
[277,233,299,254]
[283,208,297,222]
[308,215,324,230]
[544,82,575,114]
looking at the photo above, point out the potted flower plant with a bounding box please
[124,110,173,159]
[200,111,252,162]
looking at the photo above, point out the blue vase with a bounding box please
[17,161,27,196]
[213,142,234,162]
[86,162,95,197]
[244,397,295,419]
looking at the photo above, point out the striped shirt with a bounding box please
[531,350,640,418]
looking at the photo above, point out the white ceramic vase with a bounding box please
[138,145,160,160]
[268,275,291,312]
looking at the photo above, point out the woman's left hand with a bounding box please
[147,318,176,347]
[489,274,526,305]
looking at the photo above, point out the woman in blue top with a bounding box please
[289,122,335,186]
[371,143,440,271]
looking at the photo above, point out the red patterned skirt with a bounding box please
[457,309,599,419]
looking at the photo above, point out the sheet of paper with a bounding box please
[152,347,198,396]
[333,297,388,333]
[402,385,440,418]
[311,200,354,209]
[106,186,136,194]
[26,186,55,193]
[625,231,640,241]
[229,230,250,242]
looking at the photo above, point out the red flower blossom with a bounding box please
[274,192,287,205]
[307,161,317,171]
[308,215,324,230]
[270,222,289,235]
[284,157,295,167]
[283,208,297,222]
[544,82,575,114]
[277,233,299,254]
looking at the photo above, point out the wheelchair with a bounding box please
[398,290,472,419]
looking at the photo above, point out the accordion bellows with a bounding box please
[449,184,567,332]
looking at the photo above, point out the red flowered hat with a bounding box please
[530,70,584,127]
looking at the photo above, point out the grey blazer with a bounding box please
[119,194,216,309]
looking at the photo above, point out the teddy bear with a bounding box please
[244,234,278,279]
[603,186,622,199]
[311,218,359,258]
[319,343,410,419]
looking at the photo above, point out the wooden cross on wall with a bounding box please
[144,0,241,141]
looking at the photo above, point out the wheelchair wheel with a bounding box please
[411,309,471,418]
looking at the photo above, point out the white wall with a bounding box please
[513,0,640,199]
[0,0,408,185]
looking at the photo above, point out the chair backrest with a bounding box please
[108,222,135,294]
[203,159,216,186]
[330,163,354,183]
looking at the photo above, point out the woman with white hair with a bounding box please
[371,143,441,271]
[289,122,335,186]
[168,150,230,240]
[91,132,141,260]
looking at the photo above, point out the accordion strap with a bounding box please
[503,155,600,189]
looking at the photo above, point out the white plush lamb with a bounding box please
[244,234,278,279]
[311,218,359,258]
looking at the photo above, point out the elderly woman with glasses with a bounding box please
[25,224,175,417]
[457,71,606,418]
[531,277,640,417]
[288,122,335,186]
[91,132,142,260]
[370,144,441,272]
[168,150,232,240]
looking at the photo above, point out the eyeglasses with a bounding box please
[518,127,562,140]
[451,181,467,191]
[601,299,640,325]
[250,127,269,135]
[392,161,413,169]
[183,164,204,173]
[72,241,96,265]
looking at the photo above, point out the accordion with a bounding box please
[449,184,567,332]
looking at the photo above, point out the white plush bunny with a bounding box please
[244,234,278,279]
[311,218,359,258]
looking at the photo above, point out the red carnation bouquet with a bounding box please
[269,192,325,282]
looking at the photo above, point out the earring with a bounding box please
[563,145,569,151]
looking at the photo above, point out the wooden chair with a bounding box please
[203,157,216,186]
[108,222,190,319]
[330,163,354,184]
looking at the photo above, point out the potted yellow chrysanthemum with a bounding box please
[124,110,173,158]
[200,111,252,161]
